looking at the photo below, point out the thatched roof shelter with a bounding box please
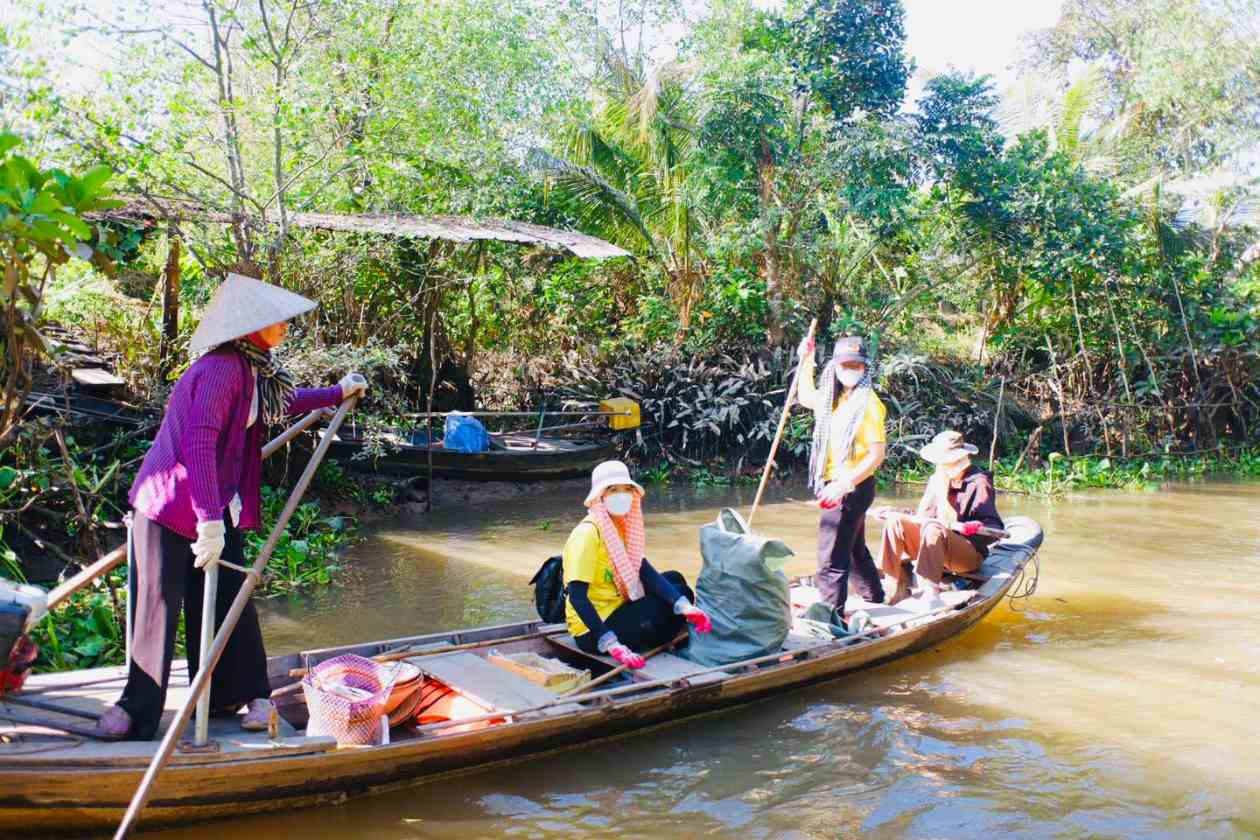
[90,198,632,259]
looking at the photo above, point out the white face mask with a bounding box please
[604,491,634,516]
[940,458,969,480]
[836,367,864,388]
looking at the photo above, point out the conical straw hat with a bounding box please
[188,273,317,355]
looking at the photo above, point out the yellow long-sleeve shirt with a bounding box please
[796,355,887,481]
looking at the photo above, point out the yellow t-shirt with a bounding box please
[562,517,626,637]
[823,392,887,480]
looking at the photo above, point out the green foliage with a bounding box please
[31,583,125,671]
[1,133,119,444]
[785,0,911,121]
[249,485,352,595]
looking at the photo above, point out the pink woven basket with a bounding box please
[302,654,397,746]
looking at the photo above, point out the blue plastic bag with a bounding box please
[443,413,490,453]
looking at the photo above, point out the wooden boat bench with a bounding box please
[545,636,727,686]
[410,652,583,714]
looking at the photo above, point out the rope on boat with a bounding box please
[0,717,84,754]
[1005,550,1041,611]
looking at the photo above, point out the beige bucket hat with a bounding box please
[188,273,317,355]
[919,430,980,465]
[583,460,645,506]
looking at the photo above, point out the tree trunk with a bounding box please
[160,235,181,378]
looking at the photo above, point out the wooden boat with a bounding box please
[0,517,1042,836]
[327,430,615,481]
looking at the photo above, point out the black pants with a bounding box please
[117,511,271,740]
[575,571,695,654]
[816,476,885,609]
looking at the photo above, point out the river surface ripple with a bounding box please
[154,481,1260,839]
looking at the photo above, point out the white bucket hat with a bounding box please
[919,430,980,465]
[583,460,645,506]
[188,273,317,355]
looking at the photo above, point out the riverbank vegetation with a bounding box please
[2,1,1259,614]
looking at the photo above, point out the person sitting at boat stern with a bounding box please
[563,460,712,669]
[94,273,369,741]
[796,333,887,613]
[877,431,1004,606]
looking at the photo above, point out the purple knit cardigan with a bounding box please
[129,346,344,539]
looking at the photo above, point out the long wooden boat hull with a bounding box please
[327,434,615,481]
[0,518,1043,836]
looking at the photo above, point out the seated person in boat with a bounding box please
[563,460,712,669]
[876,431,1004,606]
[94,274,368,740]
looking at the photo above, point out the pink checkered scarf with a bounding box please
[585,493,646,601]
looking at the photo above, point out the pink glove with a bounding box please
[682,605,712,634]
[608,644,645,670]
[959,521,982,537]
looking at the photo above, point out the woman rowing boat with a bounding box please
[795,334,887,614]
[94,274,368,740]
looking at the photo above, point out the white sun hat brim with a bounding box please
[919,440,980,465]
[583,460,645,506]
[188,273,317,355]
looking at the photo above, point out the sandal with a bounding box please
[93,704,133,741]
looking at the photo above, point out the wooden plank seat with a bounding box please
[545,635,727,686]
[411,652,569,712]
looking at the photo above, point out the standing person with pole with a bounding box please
[93,273,369,741]
[796,334,887,615]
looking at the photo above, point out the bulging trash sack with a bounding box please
[443,412,490,453]
[684,508,794,667]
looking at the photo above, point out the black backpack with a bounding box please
[529,556,567,624]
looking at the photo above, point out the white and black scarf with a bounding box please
[806,347,873,495]
[232,339,296,428]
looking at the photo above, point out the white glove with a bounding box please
[192,519,226,570]
[338,372,368,399]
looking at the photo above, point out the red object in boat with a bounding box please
[0,636,38,696]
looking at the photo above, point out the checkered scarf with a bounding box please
[585,493,646,601]
[232,339,296,428]
[807,345,873,495]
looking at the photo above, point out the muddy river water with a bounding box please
[153,480,1260,839]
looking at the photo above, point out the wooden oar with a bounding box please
[748,319,817,529]
[113,396,358,840]
[560,631,687,697]
[38,408,333,613]
[414,601,978,738]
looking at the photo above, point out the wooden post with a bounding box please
[159,235,181,378]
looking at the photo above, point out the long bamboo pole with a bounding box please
[560,631,687,697]
[412,602,969,737]
[113,396,358,840]
[748,319,817,529]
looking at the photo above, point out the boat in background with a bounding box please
[326,430,616,481]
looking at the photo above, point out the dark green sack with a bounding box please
[684,508,795,667]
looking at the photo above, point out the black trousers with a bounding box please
[815,476,885,609]
[575,571,695,655]
[117,511,271,740]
